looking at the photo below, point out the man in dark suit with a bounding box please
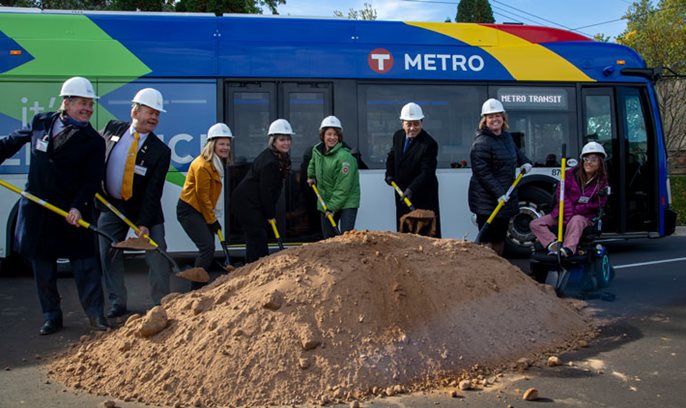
[385,102,441,237]
[0,77,108,335]
[96,88,172,317]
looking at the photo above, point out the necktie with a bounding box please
[403,137,412,153]
[121,131,140,201]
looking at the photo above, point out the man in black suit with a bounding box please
[96,88,172,317]
[0,77,108,335]
[385,102,441,237]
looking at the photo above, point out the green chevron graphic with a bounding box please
[0,13,150,78]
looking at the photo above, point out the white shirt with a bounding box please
[105,126,149,199]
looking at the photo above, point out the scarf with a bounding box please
[211,154,225,178]
[270,146,291,180]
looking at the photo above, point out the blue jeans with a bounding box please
[32,257,104,321]
[320,208,358,239]
[97,209,172,307]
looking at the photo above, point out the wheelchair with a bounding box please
[528,190,615,297]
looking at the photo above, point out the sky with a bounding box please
[277,0,649,40]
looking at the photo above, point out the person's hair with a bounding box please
[577,154,607,186]
[202,139,231,164]
[319,127,343,143]
[479,112,509,131]
[58,97,69,113]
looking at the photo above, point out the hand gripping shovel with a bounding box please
[0,179,117,244]
[268,218,285,251]
[311,184,338,234]
[474,170,526,244]
[216,229,235,272]
[95,193,209,283]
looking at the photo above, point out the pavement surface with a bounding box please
[1,234,685,408]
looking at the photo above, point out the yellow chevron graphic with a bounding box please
[406,22,595,82]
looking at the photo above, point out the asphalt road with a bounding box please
[0,235,684,408]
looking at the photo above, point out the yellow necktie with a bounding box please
[121,131,139,201]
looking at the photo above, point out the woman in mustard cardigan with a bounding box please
[177,123,233,288]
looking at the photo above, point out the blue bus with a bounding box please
[0,7,676,262]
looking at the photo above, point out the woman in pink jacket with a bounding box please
[530,141,609,257]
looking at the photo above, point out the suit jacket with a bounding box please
[4,112,105,259]
[385,128,441,235]
[98,120,171,228]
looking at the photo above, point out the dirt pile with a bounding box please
[49,231,593,407]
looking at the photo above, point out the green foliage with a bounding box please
[0,0,284,13]
[670,175,686,225]
[455,0,494,23]
[333,2,377,20]
[618,0,686,72]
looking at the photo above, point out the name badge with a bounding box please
[578,196,590,204]
[134,165,147,176]
[36,139,48,152]
[111,136,120,142]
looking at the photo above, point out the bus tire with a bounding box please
[506,187,554,258]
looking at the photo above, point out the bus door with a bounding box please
[224,81,332,246]
[581,86,656,235]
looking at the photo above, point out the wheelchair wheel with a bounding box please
[593,252,613,288]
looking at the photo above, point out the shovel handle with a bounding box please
[311,185,337,228]
[390,181,414,210]
[557,144,567,243]
[0,179,117,243]
[95,193,159,248]
[268,219,285,250]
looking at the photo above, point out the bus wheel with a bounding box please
[506,187,553,258]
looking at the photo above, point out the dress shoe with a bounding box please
[89,316,110,331]
[106,306,128,319]
[39,318,63,335]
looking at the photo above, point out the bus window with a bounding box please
[358,84,486,169]
[494,86,576,167]
[225,82,277,164]
[281,83,331,162]
[619,87,655,232]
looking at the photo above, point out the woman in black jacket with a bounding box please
[469,98,531,256]
[230,119,292,263]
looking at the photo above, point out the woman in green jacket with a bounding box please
[307,116,360,238]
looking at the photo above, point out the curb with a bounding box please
[674,226,686,237]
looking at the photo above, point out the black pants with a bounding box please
[476,214,509,244]
[234,207,269,263]
[177,200,215,289]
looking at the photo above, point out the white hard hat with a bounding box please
[399,102,424,121]
[581,141,607,158]
[268,119,295,136]
[319,115,342,130]
[481,98,505,116]
[60,76,99,99]
[132,88,166,112]
[207,123,234,140]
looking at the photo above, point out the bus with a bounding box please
[0,7,677,266]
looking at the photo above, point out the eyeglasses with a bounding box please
[582,156,601,163]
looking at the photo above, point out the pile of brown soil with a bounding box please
[49,231,593,407]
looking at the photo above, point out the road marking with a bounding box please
[614,257,686,269]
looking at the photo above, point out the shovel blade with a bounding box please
[176,267,210,283]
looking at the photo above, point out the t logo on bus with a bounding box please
[368,48,394,74]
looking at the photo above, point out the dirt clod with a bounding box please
[136,306,168,338]
[547,356,561,367]
[49,231,593,407]
[523,387,539,401]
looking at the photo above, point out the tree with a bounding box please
[455,0,494,23]
[175,0,284,14]
[334,2,377,20]
[0,0,284,13]
[618,0,686,163]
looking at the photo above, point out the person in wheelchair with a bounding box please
[530,141,609,257]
